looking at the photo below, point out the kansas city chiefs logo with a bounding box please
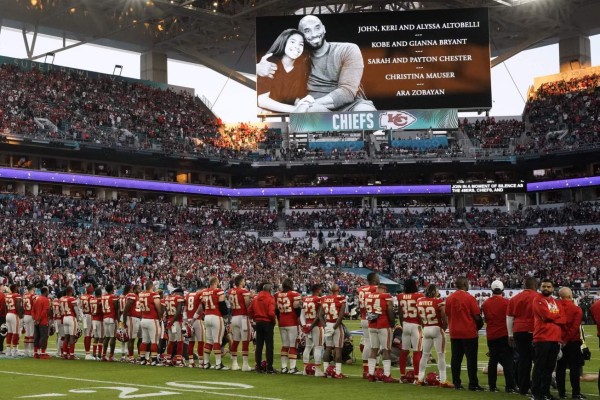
[379,111,417,130]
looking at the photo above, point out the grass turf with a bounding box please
[0,321,598,400]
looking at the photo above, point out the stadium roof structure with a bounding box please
[2,0,600,89]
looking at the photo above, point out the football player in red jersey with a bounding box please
[51,292,64,358]
[184,287,204,368]
[397,278,424,379]
[60,286,83,360]
[101,283,120,361]
[117,285,129,361]
[321,283,347,378]
[164,287,185,366]
[122,284,142,363]
[138,280,163,366]
[22,284,38,357]
[416,284,453,388]
[90,288,104,359]
[301,283,325,377]
[198,277,229,370]
[356,272,379,377]
[5,283,24,357]
[365,284,397,383]
[274,278,302,374]
[79,284,94,360]
[228,275,252,371]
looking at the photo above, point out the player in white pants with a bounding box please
[418,326,448,382]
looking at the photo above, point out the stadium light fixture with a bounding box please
[113,65,123,76]
[44,52,55,65]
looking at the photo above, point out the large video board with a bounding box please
[256,8,491,116]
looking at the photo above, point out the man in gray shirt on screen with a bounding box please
[257,15,376,113]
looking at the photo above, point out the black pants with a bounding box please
[34,324,49,350]
[450,337,479,388]
[0,315,5,352]
[531,341,560,400]
[514,331,534,395]
[254,321,274,370]
[556,341,583,397]
[487,336,517,390]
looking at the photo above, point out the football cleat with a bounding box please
[215,363,229,370]
[203,362,212,369]
[85,354,95,360]
[367,374,376,382]
[231,361,241,371]
[281,367,288,374]
[241,365,253,372]
[288,367,301,375]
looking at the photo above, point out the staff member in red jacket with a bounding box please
[556,287,585,400]
[249,283,276,374]
[531,279,565,400]
[0,278,6,355]
[32,287,52,359]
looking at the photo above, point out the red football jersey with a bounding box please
[139,291,161,320]
[125,292,142,319]
[365,292,393,329]
[119,295,127,314]
[397,293,424,324]
[228,287,250,317]
[5,293,21,314]
[90,297,103,321]
[275,291,302,327]
[164,294,184,322]
[79,294,92,315]
[23,293,37,316]
[184,291,202,320]
[357,285,378,320]
[482,295,509,340]
[201,288,225,317]
[101,294,118,319]
[321,294,346,323]
[302,295,322,325]
[60,296,77,317]
[52,298,63,320]
[416,297,445,327]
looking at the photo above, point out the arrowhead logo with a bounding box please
[378,111,417,130]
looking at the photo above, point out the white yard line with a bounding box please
[0,370,283,400]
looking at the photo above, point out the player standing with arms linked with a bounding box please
[101,283,120,362]
[199,277,229,370]
[138,281,163,366]
[22,284,37,357]
[228,275,253,371]
[5,283,23,357]
[415,284,453,388]
[122,284,142,363]
[301,283,326,377]
[60,286,83,360]
[185,286,205,368]
[51,292,64,358]
[90,288,104,360]
[164,287,185,366]
[321,283,347,379]
[274,278,302,374]
[445,276,484,391]
[397,278,424,379]
[32,286,52,359]
[79,285,94,360]
[364,284,397,383]
[356,272,379,378]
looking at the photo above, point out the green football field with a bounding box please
[0,321,598,400]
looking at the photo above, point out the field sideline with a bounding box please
[0,321,598,400]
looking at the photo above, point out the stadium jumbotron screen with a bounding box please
[256,8,491,116]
